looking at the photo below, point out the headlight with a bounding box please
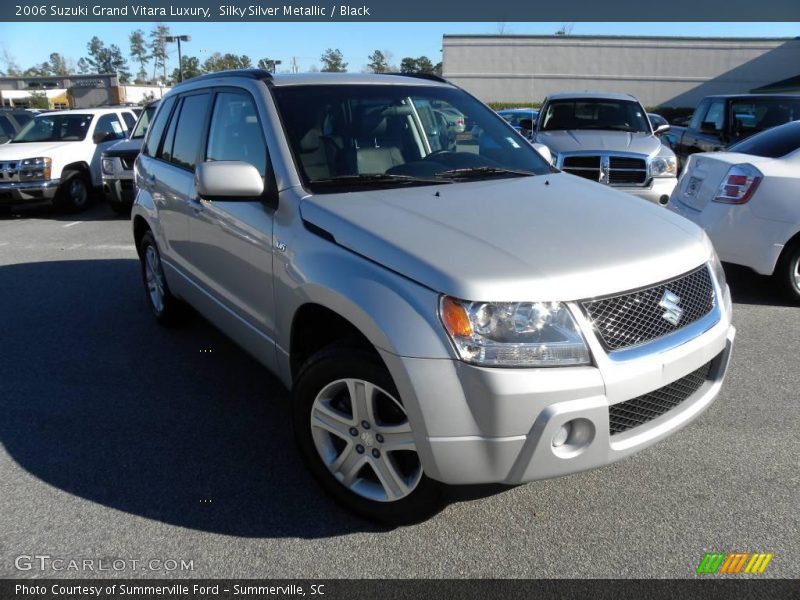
[101,158,115,175]
[439,296,591,367]
[709,248,727,291]
[18,157,51,181]
[649,155,677,178]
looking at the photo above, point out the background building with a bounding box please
[442,35,800,107]
[0,74,170,109]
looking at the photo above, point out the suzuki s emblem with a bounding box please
[599,156,610,184]
[659,290,683,326]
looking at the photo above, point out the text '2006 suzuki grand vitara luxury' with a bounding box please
[132,70,735,524]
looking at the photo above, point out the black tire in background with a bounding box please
[776,241,800,303]
[56,170,92,213]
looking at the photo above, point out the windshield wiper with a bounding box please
[434,166,535,180]
[312,174,450,187]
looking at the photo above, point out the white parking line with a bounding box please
[62,221,82,228]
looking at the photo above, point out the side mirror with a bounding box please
[654,123,670,135]
[532,143,553,165]
[195,161,265,200]
[519,118,534,132]
[93,130,116,144]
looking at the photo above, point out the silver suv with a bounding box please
[132,70,735,524]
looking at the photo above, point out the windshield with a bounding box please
[540,99,650,133]
[271,84,551,192]
[727,120,800,158]
[12,113,93,143]
[499,111,537,127]
[130,104,158,140]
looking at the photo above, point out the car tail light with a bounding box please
[713,164,762,204]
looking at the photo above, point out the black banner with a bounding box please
[2,580,799,600]
[3,0,800,21]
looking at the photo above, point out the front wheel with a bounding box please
[292,346,443,525]
[57,172,91,213]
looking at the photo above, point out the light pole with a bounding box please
[164,35,191,82]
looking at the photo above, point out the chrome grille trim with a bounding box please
[581,265,716,352]
[609,358,714,435]
[558,152,649,187]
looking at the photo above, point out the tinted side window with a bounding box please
[170,93,211,170]
[159,99,181,163]
[142,96,176,157]
[0,115,14,137]
[95,114,126,140]
[702,101,725,131]
[122,112,137,130]
[206,91,268,176]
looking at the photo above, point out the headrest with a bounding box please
[299,128,321,152]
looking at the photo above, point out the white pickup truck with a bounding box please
[0,107,137,212]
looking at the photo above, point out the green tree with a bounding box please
[366,50,389,73]
[27,91,50,110]
[171,55,202,82]
[76,57,90,74]
[129,29,149,83]
[320,48,347,72]
[202,53,252,73]
[257,57,281,73]
[399,57,417,73]
[84,37,130,82]
[149,24,170,82]
[415,56,434,74]
[48,53,70,76]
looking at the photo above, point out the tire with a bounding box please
[56,171,92,213]
[138,231,184,325]
[292,345,443,525]
[775,241,800,303]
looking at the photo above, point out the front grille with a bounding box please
[562,156,600,181]
[0,161,19,182]
[561,154,648,186]
[609,359,714,435]
[581,266,715,351]
[120,156,136,170]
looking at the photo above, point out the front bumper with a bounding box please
[380,287,735,486]
[0,179,61,208]
[621,177,677,205]
[102,175,136,206]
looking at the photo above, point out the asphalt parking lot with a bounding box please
[0,202,798,579]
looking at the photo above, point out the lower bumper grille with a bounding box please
[609,359,714,435]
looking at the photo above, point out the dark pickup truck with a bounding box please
[666,94,800,168]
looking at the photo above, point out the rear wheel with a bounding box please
[776,241,800,302]
[139,231,184,324]
[292,346,443,525]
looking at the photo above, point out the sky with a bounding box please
[1,22,799,75]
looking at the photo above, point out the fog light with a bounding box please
[552,422,572,448]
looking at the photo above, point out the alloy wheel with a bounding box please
[144,245,165,314]
[310,378,422,502]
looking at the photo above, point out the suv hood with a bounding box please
[103,138,143,158]
[0,141,78,159]
[535,130,663,156]
[299,174,709,301]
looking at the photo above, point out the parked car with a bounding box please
[0,109,35,144]
[102,101,159,215]
[668,120,800,301]
[0,107,137,212]
[531,92,677,205]
[497,108,539,138]
[435,105,466,134]
[133,70,734,524]
[667,94,800,169]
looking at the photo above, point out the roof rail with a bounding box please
[176,68,274,86]
[384,72,450,84]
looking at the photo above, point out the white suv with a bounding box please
[0,107,136,212]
